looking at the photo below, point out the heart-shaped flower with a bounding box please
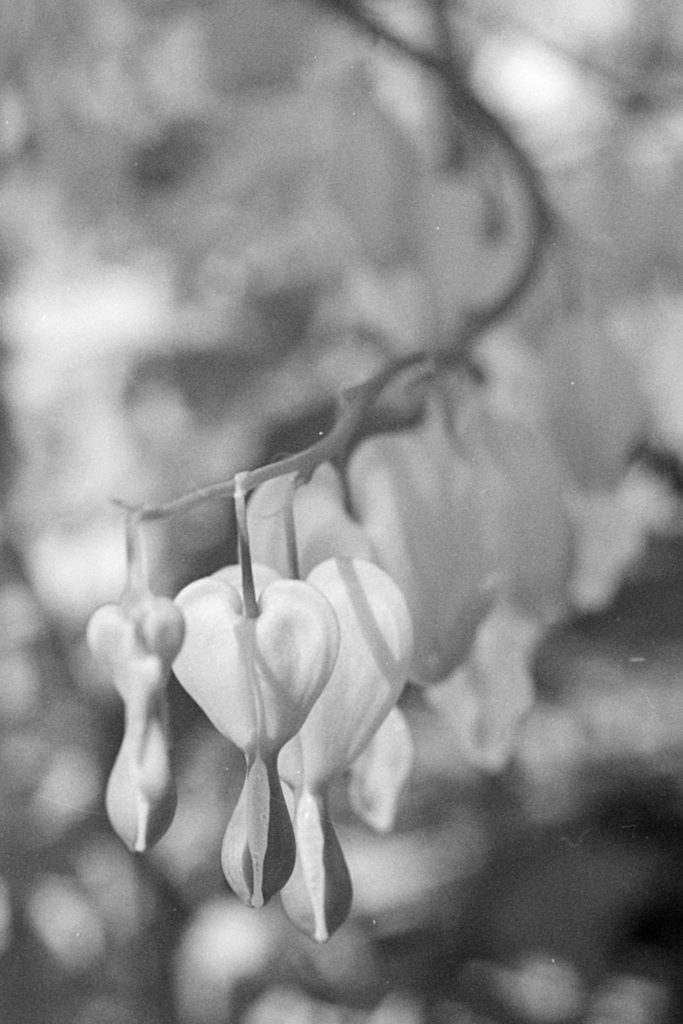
[173,564,340,907]
[173,568,339,757]
[280,557,413,789]
[347,397,492,683]
[278,556,413,940]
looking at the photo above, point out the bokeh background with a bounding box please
[1,1,683,1021]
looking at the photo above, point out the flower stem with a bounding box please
[123,510,148,608]
[283,475,301,580]
[235,474,259,619]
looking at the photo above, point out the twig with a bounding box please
[114,353,435,522]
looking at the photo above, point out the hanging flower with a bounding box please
[87,594,185,852]
[173,562,340,908]
[347,394,492,683]
[461,397,574,623]
[278,556,413,941]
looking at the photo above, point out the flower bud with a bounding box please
[87,598,182,852]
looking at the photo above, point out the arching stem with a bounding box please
[115,355,435,525]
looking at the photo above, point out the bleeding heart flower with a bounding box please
[461,399,574,622]
[281,558,413,788]
[173,565,340,907]
[86,595,185,852]
[481,312,648,491]
[539,312,649,491]
[347,397,492,683]
[174,569,338,756]
[278,556,413,941]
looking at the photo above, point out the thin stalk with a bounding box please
[235,474,259,618]
[282,475,301,581]
[123,510,148,608]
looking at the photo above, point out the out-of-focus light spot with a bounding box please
[473,36,603,136]
[586,973,670,1024]
[1,731,49,790]
[345,817,485,924]
[26,875,105,971]
[25,518,159,624]
[75,838,141,941]
[4,267,173,360]
[32,748,101,835]
[243,986,346,1024]
[564,0,638,46]
[495,953,586,1022]
[174,897,278,1024]
[0,651,41,718]
[366,991,424,1024]
[0,581,44,645]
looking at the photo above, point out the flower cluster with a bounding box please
[87,329,648,940]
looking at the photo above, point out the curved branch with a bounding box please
[316,0,554,237]
[316,0,555,345]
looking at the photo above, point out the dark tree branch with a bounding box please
[314,0,555,349]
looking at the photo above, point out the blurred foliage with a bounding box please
[1,1,683,1022]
